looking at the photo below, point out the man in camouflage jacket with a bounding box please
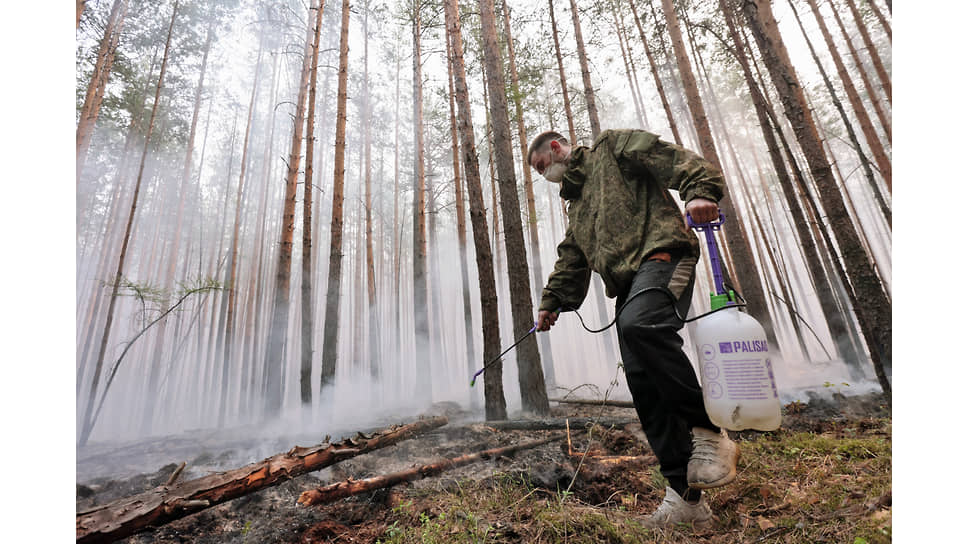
[528,129,740,528]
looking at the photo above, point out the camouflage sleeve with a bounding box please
[539,227,592,313]
[617,131,725,203]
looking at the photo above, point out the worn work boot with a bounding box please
[644,486,713,528]
[687,427,740,489]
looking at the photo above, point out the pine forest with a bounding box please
[74,0,894,541]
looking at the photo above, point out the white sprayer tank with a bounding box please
[694,306,781,431]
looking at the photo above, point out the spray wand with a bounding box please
[469,309,559,387]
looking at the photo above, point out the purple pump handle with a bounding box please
[687,212,727,295]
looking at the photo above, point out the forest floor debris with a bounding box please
[76,391,891,543]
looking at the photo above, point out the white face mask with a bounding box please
[542,161,568,183]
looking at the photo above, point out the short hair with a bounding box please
[527,131,569,164]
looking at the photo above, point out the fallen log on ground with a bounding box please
[76,416,448,544]
[484,417,637,431]
[550,398,636,408]
[297,434,562,506]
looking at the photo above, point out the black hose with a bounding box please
[546,285,746,335]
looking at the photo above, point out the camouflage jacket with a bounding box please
[539,129,725,312]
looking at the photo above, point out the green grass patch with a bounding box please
[375,418,891,543]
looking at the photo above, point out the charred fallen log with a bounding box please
[484,417,637,431]
[550,398,636,408]
[76,416,448,544]
[297,434,562,506]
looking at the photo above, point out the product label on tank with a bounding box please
[719,356,772,400]
[718,340,768,354]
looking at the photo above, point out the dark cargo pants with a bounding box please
[615,252,719,495]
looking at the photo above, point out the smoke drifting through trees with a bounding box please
[76,0,891,443]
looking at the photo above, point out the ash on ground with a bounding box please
[76,390,889,543]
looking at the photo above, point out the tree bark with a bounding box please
[842,0,891,104]
[444,0,506,420]
[300,1,325,405]
[444,23,477,385]
[478,0,549,416]
[410,0,432,397]
[502,0,556,388]
[802,0,891,191]
[629,0,682,145]
[263,4,316,417]
[362,0,380,382]
[78,0,179,447]
[320,0,352,393]
[865,0,891,42]
[550,398,636,408]
[719,0,863,371]
[659,0,778,350]
[140,20,215,435]
[567,0,601,138]
[548,0,578,145]
[297,435,560,506]
[742,0,891,392]
[76,417,448,544]
[76,0,129,185]
[216,39,265,426]
[611,3,647,128]
[562,3,622,367]
[392,47,403,363]
[826,0,891,141]
[787,0,889,224]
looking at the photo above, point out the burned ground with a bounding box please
[76,391,891,543]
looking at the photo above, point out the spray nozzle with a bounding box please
[470,307,561,388]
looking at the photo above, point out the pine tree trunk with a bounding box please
[802,0,891,191]
[297,1,324,406]
[263,4,316,417]
[565,1,622,367]
[76,0,129,185]
[501,0,556,388]
[242,49,280,417]
[444,27,477,384]
[548,0,578,145]
[742,0,891,393]
[217,34,265,426]
[567,0,601,138]
[629,0,682,145]
[477,0,549,415]
[660,0,778,350]
[826,0,891,141]
[410,0,432,398]
[362,0,380,382]
[611,3,647,127]
[719,0,863,371]
[647,0,696,147]
[320,0,352,393]
[787,0,890,224]
[393,50,403,361]
[683,8,810,359]
[843,0,891,103]
[77,0,86,28]
[77,92,148,400]
[78,0,179,447]
[444,0,506,420]
[866,0,891,41]
[141,21,217,433]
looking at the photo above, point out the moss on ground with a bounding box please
[372,418,891,544]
